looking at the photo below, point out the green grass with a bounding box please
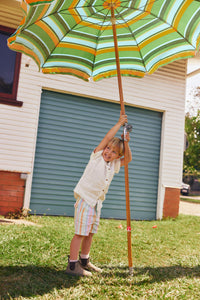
[180,197,200,204]
[1,215,200,299]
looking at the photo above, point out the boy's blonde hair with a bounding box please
[108,137,124,157]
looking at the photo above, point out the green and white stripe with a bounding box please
[8,0,200,81]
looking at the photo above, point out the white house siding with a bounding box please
[0,1,186,219]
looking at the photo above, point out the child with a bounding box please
[66,113,132,276]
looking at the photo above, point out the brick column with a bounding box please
[163,187,180,218]
[0,171,25,216]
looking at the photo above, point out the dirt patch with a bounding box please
[0,218,42,226]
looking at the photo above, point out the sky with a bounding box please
[186,57,200,115]
[187,57,200,88]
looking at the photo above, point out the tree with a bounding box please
[183,87,200,185]
[185,86,200,117]
[183,110,200,186]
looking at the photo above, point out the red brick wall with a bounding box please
[163,187,180,218]
[0,171,25,216]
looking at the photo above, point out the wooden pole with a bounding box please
[111,5,133,275]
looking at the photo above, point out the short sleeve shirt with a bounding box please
[74,150,121,208]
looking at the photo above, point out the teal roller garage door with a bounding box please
[30,90,162,220]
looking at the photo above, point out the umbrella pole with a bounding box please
[111,6,133,276]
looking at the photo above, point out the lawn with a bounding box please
[0,215,200,299]
[180,197,200,204]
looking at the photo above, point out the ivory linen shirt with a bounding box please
[74,150,121,211]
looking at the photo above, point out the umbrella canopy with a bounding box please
[8,0,200,81]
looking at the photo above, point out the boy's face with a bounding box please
[102,144,120,162]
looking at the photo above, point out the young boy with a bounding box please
[66,113,132,276]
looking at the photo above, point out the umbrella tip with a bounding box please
[129,266,134,276]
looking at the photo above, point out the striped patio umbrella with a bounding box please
[8,0,200,275]
[8,0,200,82]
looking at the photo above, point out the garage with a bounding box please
[30,90,162,220]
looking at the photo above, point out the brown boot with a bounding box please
[66,258,92,277]
[79,256,102,273]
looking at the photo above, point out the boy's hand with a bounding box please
[118,113,128,126]
[121,132,130,142]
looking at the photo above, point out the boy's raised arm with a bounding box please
[120,132,132,166]
[94,113,128,153]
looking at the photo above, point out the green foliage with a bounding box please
[183,110,200,183]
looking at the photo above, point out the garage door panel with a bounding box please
[30,91,162,220]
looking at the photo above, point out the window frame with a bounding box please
[0,25,23,107]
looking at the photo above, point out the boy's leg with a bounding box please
[66,234,92,276]
[70,234,83,260]
[79,220,102,273]
[81,232,94,256]
[80,234,102,273]
[67,198,100,275]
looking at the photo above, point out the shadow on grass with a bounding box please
[0,265,80,299]
[103,264,200,283]
[134,265,200,285]
[1,264,200,298]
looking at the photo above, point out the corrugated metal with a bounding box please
[30,90,162,220]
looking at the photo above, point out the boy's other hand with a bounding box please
[118,113,128,126]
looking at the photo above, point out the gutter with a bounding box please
[187,68,200,78]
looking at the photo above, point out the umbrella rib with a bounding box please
[39,7,109,67]
[148,12,197,49]
[114,7,148,73]
[40,6,116,72]
[91,10,113,71]
[60,6,113,31]
[118,0,197,49]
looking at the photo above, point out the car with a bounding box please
[181,182,190,196]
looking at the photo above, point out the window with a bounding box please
[0,25,22,106]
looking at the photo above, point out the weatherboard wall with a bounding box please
[0,0,23,29]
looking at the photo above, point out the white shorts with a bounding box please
[74,198,100,236]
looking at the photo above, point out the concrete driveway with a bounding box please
[179,196,200,216]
